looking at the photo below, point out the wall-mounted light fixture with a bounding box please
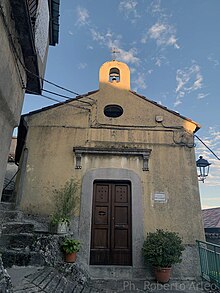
[196,156,211,183]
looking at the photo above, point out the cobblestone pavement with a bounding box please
[12,267,100,293]
[9,266,216,293]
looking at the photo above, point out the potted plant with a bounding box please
[61,238,81,263]
[49,216,70,234]
[49,179,79,234]
[142,229,184,283]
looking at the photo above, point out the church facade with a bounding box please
[15,60,204,279]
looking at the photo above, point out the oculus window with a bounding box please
[104,105,123,118]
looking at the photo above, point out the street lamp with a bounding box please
[196,156,211,183]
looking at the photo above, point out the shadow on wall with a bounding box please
[1,137,18,202]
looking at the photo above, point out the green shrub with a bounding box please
[142,229,185,268]
[51,179,79,224]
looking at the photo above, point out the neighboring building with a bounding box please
[15,60,204,279]
[202,207,220,245]
[0,0,60,198]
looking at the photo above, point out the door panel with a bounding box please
[90,181,132,265]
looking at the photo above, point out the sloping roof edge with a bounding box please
[130,91,200,133]
[22,90,99,117]
[22,89,200,132]
[16,89,201,163]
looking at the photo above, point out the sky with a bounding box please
[22,0,220,209]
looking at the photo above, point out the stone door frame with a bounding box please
[79,168,144,274]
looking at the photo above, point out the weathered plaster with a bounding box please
[0,0,26,196]
[16,60,205,279]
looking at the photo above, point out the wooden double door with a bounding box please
[90,181,132,266]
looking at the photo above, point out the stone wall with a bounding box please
[0,256,13,293]
[0,0,26,196]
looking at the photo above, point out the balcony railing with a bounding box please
[197,240,220,288]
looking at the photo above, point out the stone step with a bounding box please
[1,222,34,234]
[0,233,35,250]
[0,210,23,223]
[1,192,14,203]
[1,249,45,268]
[0,202,15,211]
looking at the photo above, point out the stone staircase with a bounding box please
[0,202,45,268]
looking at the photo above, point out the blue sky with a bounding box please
[22,0,220,209]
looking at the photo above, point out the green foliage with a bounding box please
[51,179,79,224]
[61,238,81,254]
[142,229,185,268]
[50,216,69,225]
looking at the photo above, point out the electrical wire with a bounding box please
[5,2,219,158]
[0,4,96,104]
[194,135,220,160]
[42,89,93,105]
[26,90,91,111]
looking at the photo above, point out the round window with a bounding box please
[104,105,123,118]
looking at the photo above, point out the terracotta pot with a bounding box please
[154,267,171,283]
[64,252,77,263]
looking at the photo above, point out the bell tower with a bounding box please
[99,60,130,91]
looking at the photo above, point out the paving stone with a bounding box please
[26,267,52,283]
[64,281,76,293]
[30,268,53,286]
[88,288,100,293]
[35,269,56,289]
[54,275,69,292]
[73,283,84,292]
[43,273,62,292]
[10,265,210,293]
[14,281,39,293]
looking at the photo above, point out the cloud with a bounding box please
[152,55,169,67]
[142,1,180,50]
[78,63,87,70]
[149,0,167,18]
[197,93,210,100]
[87,45,93,50]
[90,28,106,42]
[117,48,140,64]
[68,30,74,36]
[133,72,147,91]
[207,54,219,67]
[174,63,203,107]
[149,23,166,39]
[119,0,140,22]
[90,28,140,65]
[173,99,182,107]
[144,22,180,49]
[76,6,89,26]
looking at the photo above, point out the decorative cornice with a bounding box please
[73,147,151,171]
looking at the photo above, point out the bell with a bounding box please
[109,67,119,75]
